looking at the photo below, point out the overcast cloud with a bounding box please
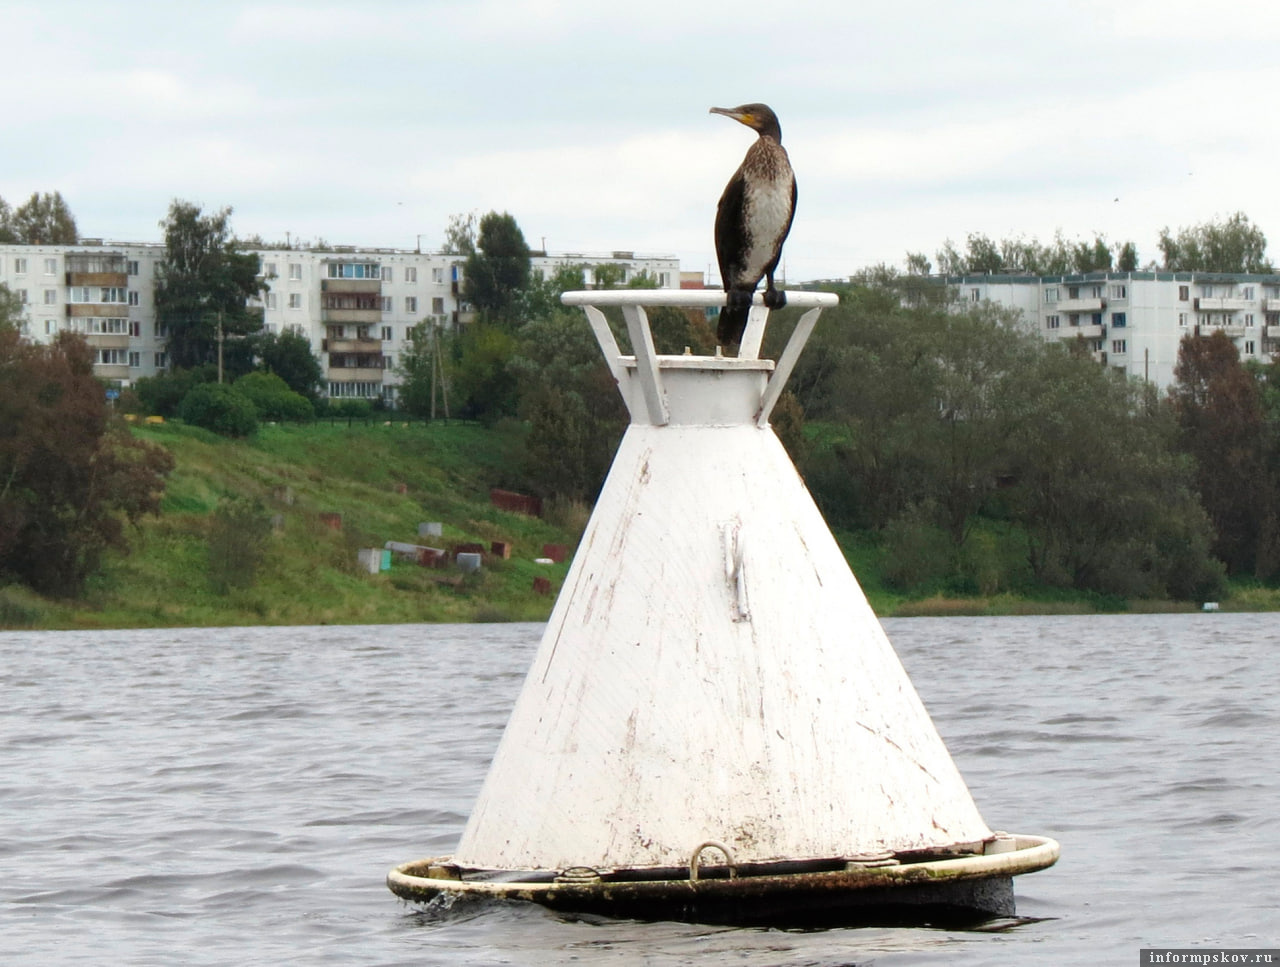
[7,0,1280,282]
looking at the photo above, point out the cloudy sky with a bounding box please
[7,0,1280,282]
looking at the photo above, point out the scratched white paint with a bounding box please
[452,294,992,873]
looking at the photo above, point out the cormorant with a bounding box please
[710,103,796,348]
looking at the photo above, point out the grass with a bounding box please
[5,419,576,629]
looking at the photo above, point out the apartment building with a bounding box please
[953,270,1280,390]
[0,241,680,401]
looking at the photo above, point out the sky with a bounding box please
[8,0,1280,283]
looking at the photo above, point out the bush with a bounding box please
[179,382,258,436]
[207,497,272,594]
[134,365,217,418]
[234,371,314,422]
[325,399,374,419]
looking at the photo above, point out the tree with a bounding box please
[1159,212,1273,273]
[1003,346,1221,598]
[0,330,173,596]
[233,371,312,422]
[11,191,78,244]
[395,321,450,419]
[442,211,478,256]
[153,200,266,369]
[179,381,258,437]
[256,329,323,401]
[463,211,531,323]
[1171,331,1270,575]
[0,284,23,332]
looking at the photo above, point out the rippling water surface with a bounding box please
[3,614,1277,965]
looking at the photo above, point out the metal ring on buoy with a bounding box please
[689,840,736,881]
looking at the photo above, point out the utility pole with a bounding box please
[217,312,224,383]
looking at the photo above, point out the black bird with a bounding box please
[710,103,796,348]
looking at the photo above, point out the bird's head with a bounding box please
[710,103,782,142]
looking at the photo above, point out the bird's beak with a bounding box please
[710,106,754,128]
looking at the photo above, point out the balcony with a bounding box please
[67,271,128,287]
[84,333,130,349]
[321,278,381,295]
[1265,299,1280,313]
[327,367,386,382]
[92,363,130,380]
[324,338,383,354]
[1054,298,1105,313]
[1195,297,1253,312]
[67,303,129,317]
[1063,324,1105,339]
[321,307,382,324]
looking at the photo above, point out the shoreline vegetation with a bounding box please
[1,420,1275,632]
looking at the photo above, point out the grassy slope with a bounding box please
[8,420,579,629]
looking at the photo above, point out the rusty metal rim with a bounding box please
[387,834,1059,904]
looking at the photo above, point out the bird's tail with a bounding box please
[717,304,749,347]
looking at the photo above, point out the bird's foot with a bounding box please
[763,287,787,310]
[726,289,754,310]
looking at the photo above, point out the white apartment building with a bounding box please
[952,270,1280,390]
[0,241,681,401]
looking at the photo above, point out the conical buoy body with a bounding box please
[453,296,991,873]
[388,292,1057,925]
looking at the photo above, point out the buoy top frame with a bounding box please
[560,289,837,428]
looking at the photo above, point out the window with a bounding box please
[1111,340,1127,355]
[1246,341,1257,355]
[1179,285,1190,301]
[1201,284,1214,298]
[1068,285,1080,299]
[325,262,381,279]
[1111,312,1126,328]
[43,289,57,305]
[1246,314,1256,327]
[84,318,129,334]
[1179,312,1189,327]
[128,291,140,306]
[128,351,141,368]
[1069,313,1080,327]
[44,258,57,275]
[381,326,393,341]
[288,293,302,309]
[1046,314,1060,329]
[1110,284,1127,299]
[45,319,58,335]
[1091,312,1103,326]
[381,296,393,311]
[289,263,302,280]
[14,257,27,273]
[154,322,170,338]
[129,320,140,337]
[970,288,980,303]
[266,293,278,310]
[127,260,139,275]
[95,348,127,365]
[405,267,417,283]
[382,266,393,282]
[1090,285,1103,298]
[405,296,417,313]
[1243,286,1255,300]
[154,352,168,369]
[657,272,671,287]
[1043,286,1058,303]
[432,267,444,284]
[15,288,27,304]
[263,261,277,277]
[432,297,445,314]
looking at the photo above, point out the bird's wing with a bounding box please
[714,163,749,288]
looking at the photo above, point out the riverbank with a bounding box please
[0,420,1271,630]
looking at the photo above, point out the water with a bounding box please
[2,614,1277,965]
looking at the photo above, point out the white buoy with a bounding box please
[389,290,1057,925]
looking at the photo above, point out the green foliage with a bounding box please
[234,371,313,422]
[207,497,272,594]
[441,211,477,256]
[395,322,449,419]
[934,230,1134,276]
[0,283,24,333]
[154,200,266,369]
[179,382,259,437]
[449,322,520,424]
[256,329,323,400]
[134,365,216,418]
[8,191,77,244]
[0,330,173,597]
[1159,212,1273,273]
[463,211,531,322]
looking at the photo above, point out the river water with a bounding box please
[2,614,1277,965]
